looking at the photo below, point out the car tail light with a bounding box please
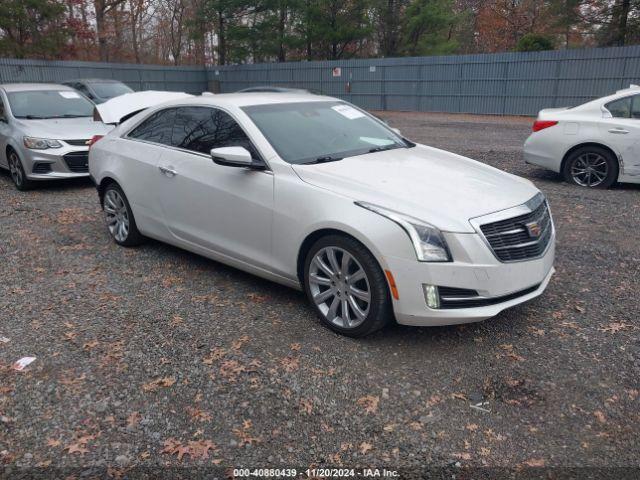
[532,120,558,132]
[87,135,104,148]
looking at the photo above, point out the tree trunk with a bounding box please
[217,11,226,65]
[95,0,109,61]
[617,0,631,46]
[278,5,286,62]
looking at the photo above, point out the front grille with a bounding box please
[438,284,540,309]
[63,152,89,173]
[32,162,52,174]
[480,198,552,262]
[65,139,90,146]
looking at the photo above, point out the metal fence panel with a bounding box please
[2,45,640,115]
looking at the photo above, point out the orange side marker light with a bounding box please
[385,270,400,300]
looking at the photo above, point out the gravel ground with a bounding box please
[0,111,639,478]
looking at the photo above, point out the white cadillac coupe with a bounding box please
[89,93,555,337]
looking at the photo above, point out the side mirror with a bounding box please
[391,127,402,136]
[211,146,259,168]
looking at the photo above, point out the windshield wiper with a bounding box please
[368,144,402,153]
[302,155,343,165]
[53,114,92,118]
[19,115,49,119]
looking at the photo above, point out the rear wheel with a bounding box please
[562,146,618,189]
[303,234,392,337]
[7,150,33,191]
[103,183,144,246]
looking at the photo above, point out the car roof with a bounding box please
[0,83,76,93]
[63,78,126,84]
[166,92,336,108]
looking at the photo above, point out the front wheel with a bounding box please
[7,150,33,191]
[562,146,618,189]
[103,183,144,246]
[303,235,392,337]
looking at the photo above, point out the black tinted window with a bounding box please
[171,107,256,157]
[606,97,632,118]
[128,108,176,145]
[632,96,640,119]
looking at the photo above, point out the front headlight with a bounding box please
[23,136,63,150]
[356,202,451,262]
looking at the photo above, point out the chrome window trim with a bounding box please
[122,104,271,171]
[469,193,554,263]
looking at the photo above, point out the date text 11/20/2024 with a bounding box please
[232,468,400,477]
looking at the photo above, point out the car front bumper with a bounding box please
[20,146,90,180]
[385,231,555,327]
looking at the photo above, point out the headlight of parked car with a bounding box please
[23,137,63,149]
[356,202,451,262]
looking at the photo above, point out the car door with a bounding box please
[0,92,10,169]
[118,107,178,236]
[600,94,640,176]
[157,106,274,270]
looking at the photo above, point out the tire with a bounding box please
[102,183,144,246]
[303,234,392,338]
[7,149,33,191]
[562,146,618,189]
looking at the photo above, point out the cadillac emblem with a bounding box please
[525,221,542,238]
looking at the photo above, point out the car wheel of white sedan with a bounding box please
[103,183,144,247]
[562,147,618,189]
[304,235,392,337]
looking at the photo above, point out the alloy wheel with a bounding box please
[104,189,130,243]
[571,152,609,187]
[8,152,23,187]
[308,246,371,329]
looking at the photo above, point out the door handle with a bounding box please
[159,165,177,177]
[608,128,629,134]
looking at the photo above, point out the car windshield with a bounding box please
[242,101,410,164]
[90,82,133,98]
[7,90,95,119]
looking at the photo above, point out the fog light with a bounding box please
[423,284,440,309]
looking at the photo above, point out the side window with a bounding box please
[0,96,6,121]
[128,108,177,146]
[631,96,640,119]
[171,106,258,158]
[605,96,632,118]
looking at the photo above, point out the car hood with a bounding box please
[16,117,113,140]
[95,91,194,124]
[291,144,540,233]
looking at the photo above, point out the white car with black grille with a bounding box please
[89,93,555,337]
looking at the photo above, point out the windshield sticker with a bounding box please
[59,91,81,99]
[332,105,365,120]
[360,137,395,146]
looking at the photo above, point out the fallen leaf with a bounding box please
[127,412,142,428]
[593,410,606,424]
[524,458,546,467]
[356,395,379,414]
[359,442,373,454]
[142,377,176,392]
[299,398,313,415]
[598,322,632,334]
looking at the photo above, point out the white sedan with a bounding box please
[524,85,640,188]
[89,93,555,337]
